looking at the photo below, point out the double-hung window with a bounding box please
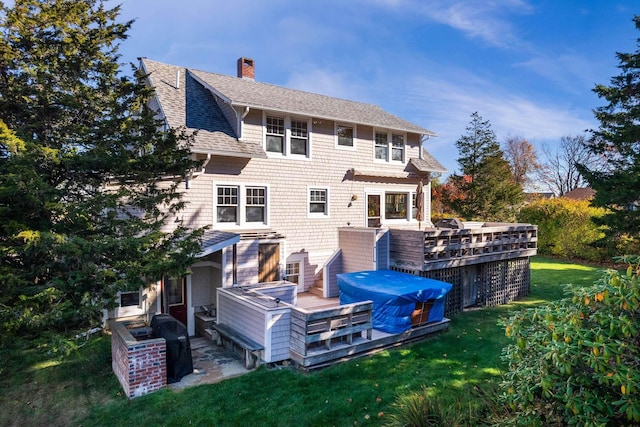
[375,132,388,160]
[246,186,266,222]
[290,119,308,155]
[266,116,285,154]
[216,184,268,226]
[391,134,405,161]
[375,130,406,163]
[309,188,329,217]
[285,262,300,284]
[217,186,238,223]
[265,114,310,157]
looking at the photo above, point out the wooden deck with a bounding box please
[289,318,450,369]
[290,293,449,370]
[390,223,538,271]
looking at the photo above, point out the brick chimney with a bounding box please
[237,57,255,80]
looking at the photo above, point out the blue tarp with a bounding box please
[337,269,453,334]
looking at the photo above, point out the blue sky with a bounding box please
[114,0,638,177]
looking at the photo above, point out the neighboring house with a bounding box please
[524,191,555,203]
[106,57,447,336]
[562,187,596,201]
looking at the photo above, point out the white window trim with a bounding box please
[114,288,145,318]
[263,112,312,159]
[335,123,357,151]
[307,186,330,218]
[366,189,421,226]
[285,253,307,292]
[213,182,271,229]
[373,128,407,164]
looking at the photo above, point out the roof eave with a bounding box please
[192,148,268,159]
[228,100,437,136]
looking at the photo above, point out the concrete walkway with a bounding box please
[169,336,250,390]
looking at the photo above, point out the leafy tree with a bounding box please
[0,0,203,341]
[500,255,640,426]
[540,134,606,196]
[580,15,640,250]
[446,112,523,221]
[504,135,541,190]
[517,198,608,262]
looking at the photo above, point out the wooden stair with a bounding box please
[307,272,324,297]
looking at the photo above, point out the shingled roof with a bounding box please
[141,58,266,157]
[140,58,440,161]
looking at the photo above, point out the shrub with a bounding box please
[386,387,476,427]
[517,198,608,262]
[499,255,640,426]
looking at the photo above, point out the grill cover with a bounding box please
[151,314,193,383]
[338,270,452,334]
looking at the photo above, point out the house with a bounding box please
[562,187,596,201]
[108,58,540,396]
[106,57,448,337]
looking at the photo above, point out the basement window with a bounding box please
[119,291,140,307]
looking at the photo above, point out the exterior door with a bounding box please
[367,194,381,227]
[259,243,280,282]
[165,276,188,326]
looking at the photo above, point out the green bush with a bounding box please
[517,198,608,262]
[498,255,640,426]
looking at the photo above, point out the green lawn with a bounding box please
[0,256,603,427]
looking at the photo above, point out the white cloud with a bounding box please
[372,0,535,49]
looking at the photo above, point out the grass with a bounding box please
[0,256,604,427]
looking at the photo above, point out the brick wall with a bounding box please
[110,321,167,399]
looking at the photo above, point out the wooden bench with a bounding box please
[212,323,264,369]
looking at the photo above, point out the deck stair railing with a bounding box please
[290,301,373,356]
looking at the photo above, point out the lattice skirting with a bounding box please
[392,257,530,317]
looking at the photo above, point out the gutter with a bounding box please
[186,153,211,188]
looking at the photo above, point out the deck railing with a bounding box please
[390,223,538,271]
[289,301,373,356]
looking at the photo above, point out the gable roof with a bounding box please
[562,187,595,200]
[140,58,440,163]
[188,68,436,136]
[141,59,266,158]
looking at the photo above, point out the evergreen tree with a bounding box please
[580,15,640,251]
[0,0,203,340]
[447,112,523,221]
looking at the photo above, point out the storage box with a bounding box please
[410,300,434,326]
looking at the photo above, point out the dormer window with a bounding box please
[264,113,310,158]
[375,129,406,163]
